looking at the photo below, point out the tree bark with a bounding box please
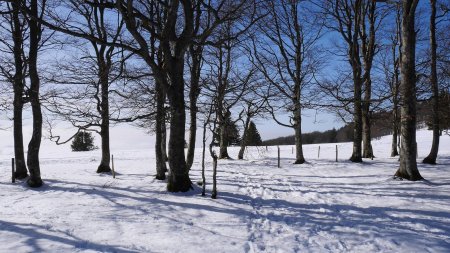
[391,6,402,158]
[294,104,305,164]
[391,107,399,157]
[349,0,363,163]
[350,80,363,163]
[186,95,197,168]
[97,62,112,173]
[11,0,28,179]
[201,119,208,196]
[26,0,43,187]
[186,46,202,169]
[423,0,439,165]
[13,96,27,179]
[155,80,167,180]
[211,153,218,199]
[219,122,230,159]
[362,83,373,158]
[361,0,377,159]
[161,116,168,162]
[395,0,423,180]
[166,60,192,192]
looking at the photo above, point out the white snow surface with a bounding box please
[1,129,450,253]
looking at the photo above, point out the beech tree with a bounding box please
[115,0,256,191]
[423,0,447,164]
[0,1,28,179]
[321,0,365,163]
[35,0,256,191]
[360,0,384,159]
[203,25,253,159]
[380,4,401,157]
[42,0,128,173]
[251,0,323,164]
[23,0,44,187]
[390,5,402,158]
[394,0,423,180]
[186,0,260,168]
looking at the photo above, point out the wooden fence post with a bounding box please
[12,158,15,183]
[211,152,218,199]
[335,145,338,162]
[416,142,418,158]
[318,146,321,159]
[277,146,280,168]
[111,155,116,179]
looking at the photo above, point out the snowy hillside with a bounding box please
[0,129,449,253]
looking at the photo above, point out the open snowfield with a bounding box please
[1,129,450,253]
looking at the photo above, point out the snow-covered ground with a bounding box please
[0,129,449,253]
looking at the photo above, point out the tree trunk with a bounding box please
[186,99,197,169]
[166,61,192,192]
[11,0,27,179]
[13,96,27,179]
[395,0,423,181]
[97,122,112,173]
[294,105,305,164]
[423,0,439,165]
[155,80,167,180]
[186,47,201,169]
[97,65,111,173]
[362,82,373,158]
[201,118,208,196]
[391,106,399,157]
[161,111,168,163]
[211,153,218,199]
[391,44,400,157]
[350,78,363,163]
[349,0,363,163]
[219,123,230,159]
[26,0,43,187]
[361,0,376,159]
[238,115,251,160]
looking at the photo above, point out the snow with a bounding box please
[1,129,450,253]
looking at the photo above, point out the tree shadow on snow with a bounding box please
[0,220,141,253]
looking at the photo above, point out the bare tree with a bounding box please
[203,29,253,159]
[253,0,323,164]
[319,0,365,162]
[394,0,423,180]
[360,0,385,158]
[380,5,402,157]
[237,81,267,160]
[115,0,256,191]
[423,0,448,164]
[44,0,127,174]
[390,4,402,157]
[186,1,261,168]
[24,0,45,187]
[0,1,28,179]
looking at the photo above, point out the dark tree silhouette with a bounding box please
[71,131,97,152]
[243,121,262,146]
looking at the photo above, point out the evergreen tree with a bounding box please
[243,121,262,146]
[214,117,241,146]
[71,131,97,152]
[438,91,450,133]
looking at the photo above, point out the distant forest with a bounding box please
[262,100,446,146]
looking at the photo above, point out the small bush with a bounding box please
[71,131,97,151]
